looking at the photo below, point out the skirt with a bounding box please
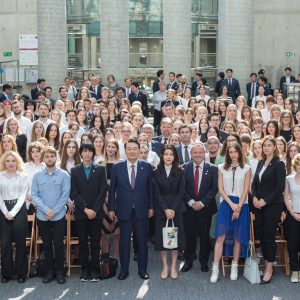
[214,195,249,258]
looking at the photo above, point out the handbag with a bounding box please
[99,253,118,280]
[243,241,261,284]
[162,219,178,249]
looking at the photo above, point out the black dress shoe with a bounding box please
[260,274,272,285]
[134,253,138,262]
[177,251,184,261]
[138,272,149,280]
[1,277,11,283]
[18,277,26,283]
[118,272,129,280]
[181,262,193,272]
[200,264,209,272]
[43,272,55,283]
[56,273,66,284]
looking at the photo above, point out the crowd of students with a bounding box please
[0,68,300,285]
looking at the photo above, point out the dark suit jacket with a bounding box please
[160,99,179,108]
[246,82,259,106]
[191,80,199,96]
[0,93,9,102]
[280,75,296,94]
[176,144,191,165]
[183,161,218,216]
[166,81,178,91]
[199,130,228,144]
[152,78,160,94]
[16,134,27,162]
[221,78,241,101]
[215,79,223,96]
[128,91,148,117]
[70,163,107,220]
[251,158,286,206]
[153,166,185,216]
[151,140,163,156]
[31,87,39,100]
[108,160,154,221]
[89,84,104,100]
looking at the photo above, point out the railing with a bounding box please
[192,53,217,68]
[129,53,163,68]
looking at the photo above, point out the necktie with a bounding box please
[93,86,96,92]
[184,146,190,163]
[229,78,232,86]
[126,89,129,98]
[194,165,199,200]
[131,165,136,189]
[251,83,255,99]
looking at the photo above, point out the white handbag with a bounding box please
[243,241,261,284]
[162,219,178,249]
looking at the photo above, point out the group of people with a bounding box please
[0,67,300,286]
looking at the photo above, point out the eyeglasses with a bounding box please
[207,141,219,145]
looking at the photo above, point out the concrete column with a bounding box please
[163,0,192,81]
[82,35,89,68]
[90,37,98,68]
[37,0,67,98]
[217,0,254,95]
[100,0,129,85]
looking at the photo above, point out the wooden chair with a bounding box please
[250,212,290,276]
[26,214,36,278]
[66,213,80,277]
[34,220,43,261]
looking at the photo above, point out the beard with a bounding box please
[45,162,56,168]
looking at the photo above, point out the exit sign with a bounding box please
[286,51,296,57]
[3,52,12,57]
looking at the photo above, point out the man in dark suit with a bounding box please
[166,71,178,90]
[153,117,173,145]
[31,79,45,100]
[246,72,259,106]
[176,124,193,165]
[280,67,296,97]
[152,69,164,94]
[258,76,272,96]
[141,124,163,156]
[89,76,103,100]
[181,142,218,273]
[70,144,107,282]
[221,69,241,103]
[128,81,149,117]
[108,138,154,280]
[215,71,225,96]
[0,83,13,102]
[191,72,202,96]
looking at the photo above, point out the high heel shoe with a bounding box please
[260,274,273,285]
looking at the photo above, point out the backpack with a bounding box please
[99,253,118,280]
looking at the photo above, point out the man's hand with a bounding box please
[67,200,75,214]
[84,208,96,219]
[45,209,55,219]
[108,211,116,221]
[148,209,154,218]
[192,202,203,211]
[5,212,14,220]
[165,209,175,219]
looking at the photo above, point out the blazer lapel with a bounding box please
[123,160,131,188]
[199,162,209,193]
[87,164,97,181]
[261,157,277,180]
[79,163,88,182]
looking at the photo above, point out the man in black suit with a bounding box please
[152,70,164,94]
[215,72,225,96]
[191,72,202,96]
[246,73,259,106]
[152,117,173,145]
[89,76,103,100]
[141,124,163,156]
[181,142,218,273]
[0,83,13,102]
[258,76,272,96]
[280,67,296,97]
[176,124,193,165]
[221,69,241,103]
[166,72,178,91]
[129,81,148,117]
[70,144,107,282]
[31,79,45,100]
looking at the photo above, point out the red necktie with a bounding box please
[194,166,199,200]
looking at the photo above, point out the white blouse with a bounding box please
[24,162,45,195]
[0,171,29,217]
[165,165,172,177]
[286,175,300,213]
[218,163,251,203]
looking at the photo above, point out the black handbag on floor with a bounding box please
[99,253,118,280]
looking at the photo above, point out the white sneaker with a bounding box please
[291,271,299,283]
[210,263,219,283]
[230,262,238,281]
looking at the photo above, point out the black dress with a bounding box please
[153,166,186,251]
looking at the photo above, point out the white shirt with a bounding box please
[261,108,270,123]
[259,165,267,182]
[196,94,210,104]
[118,140,126,161]
[165,165,172,177]
[286,175,300,213]
[188,161,204,207]
[127,160,138,186]
[4,116,32,138]
[179,98,189,109]
[147,151,160,168]
[0,171,29,217]
[218,163,251,203]
[24,162,45,195]
[252,95,266,108]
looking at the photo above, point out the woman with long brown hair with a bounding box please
[30,120,45,143]
[45,123,60,151]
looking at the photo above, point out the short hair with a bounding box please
[42,146,57,159]
[2,84,12,91]
[258,69,265,75]
[250,72,257,78]
[195,72,202,77]
[124,137,140,149]
[79,143,96,158]
[208,112,221,121]
[107,74,115,81]
[44,86,52,91]
[179,124,192,134]
[131,81,139,88]
[36,90,46,97]
[59,86,67,93]
[226,68,233,73]
[27,141,44,162]
[176,73,182,79]
[0,151,24,172]
[285,67,292,72]
[142,123,154,132]
[37,79,45,84]
[169,72,175,77]
[156,70,164,77]
[218,72,225,79]
[65,109,76,117]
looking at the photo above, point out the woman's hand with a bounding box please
[165,209,175,220]
[258,199,267,208]
[5,213,13,220]
[230,203,241,214]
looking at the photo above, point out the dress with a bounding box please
[102,163,119,235]
[215,163,251,257]
[153,166,185,251]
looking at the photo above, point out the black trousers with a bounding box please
[0,204,28,278]
[37,217,66,275]
[153,109,162,134]
[255,204,281,262]
[183,209,212,265]
[286,212,300,271]
[76,218,102,271]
